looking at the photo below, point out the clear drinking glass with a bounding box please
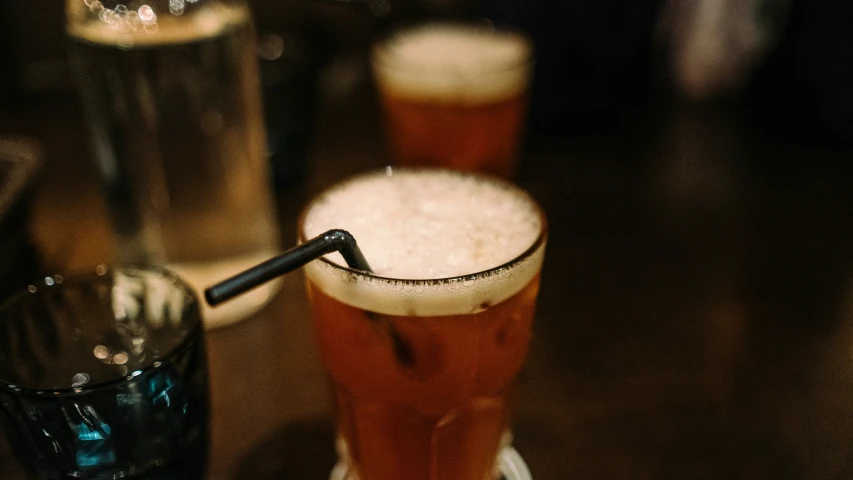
[65,0,281,327]
[0,266,208,479]
[299,169,545,480]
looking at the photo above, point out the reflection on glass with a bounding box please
[0,266,208,479]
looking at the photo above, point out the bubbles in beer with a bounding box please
[138,5,156,24]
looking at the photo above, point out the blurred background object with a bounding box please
[372,22,534,178]
[0,1,71,101]
[657,0,792,100]
[65,0,283,328]
[259,30,320,188]
[0,137,43,300]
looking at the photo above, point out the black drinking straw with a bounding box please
[204,229,372,306]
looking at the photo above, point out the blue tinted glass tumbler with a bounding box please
[0,266,208,479]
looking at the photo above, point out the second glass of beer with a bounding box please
[372,24,534,178]
[300,169,547,480]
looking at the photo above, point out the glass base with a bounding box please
[328,445,532,480]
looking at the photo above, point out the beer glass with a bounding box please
[0,266,208,479]
[65,0,281,328]
[373,23,534,178]
[299,169,546,480]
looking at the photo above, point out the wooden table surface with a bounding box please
[2,79,853,480]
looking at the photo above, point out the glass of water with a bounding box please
[0,265,208,480]
[65,0,282,328]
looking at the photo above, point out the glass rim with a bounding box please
[65,0,252,47]
[0,265,203,398]
[297,167,548,286]
[371,20,535,78]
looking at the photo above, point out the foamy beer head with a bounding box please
[372,23,533,105]
[300,169,547,316]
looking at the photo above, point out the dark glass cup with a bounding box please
[0,265,208,480]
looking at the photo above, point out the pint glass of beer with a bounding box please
[372,24,533,178]
[300,169,546,480]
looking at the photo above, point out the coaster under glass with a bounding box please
[328,445,533,480]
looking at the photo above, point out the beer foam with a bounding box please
[67,4,248,47]
[302,169,546,316]
[373,23,532,105]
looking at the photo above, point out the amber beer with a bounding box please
[300,169,547,480]
[373,24,533,178]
